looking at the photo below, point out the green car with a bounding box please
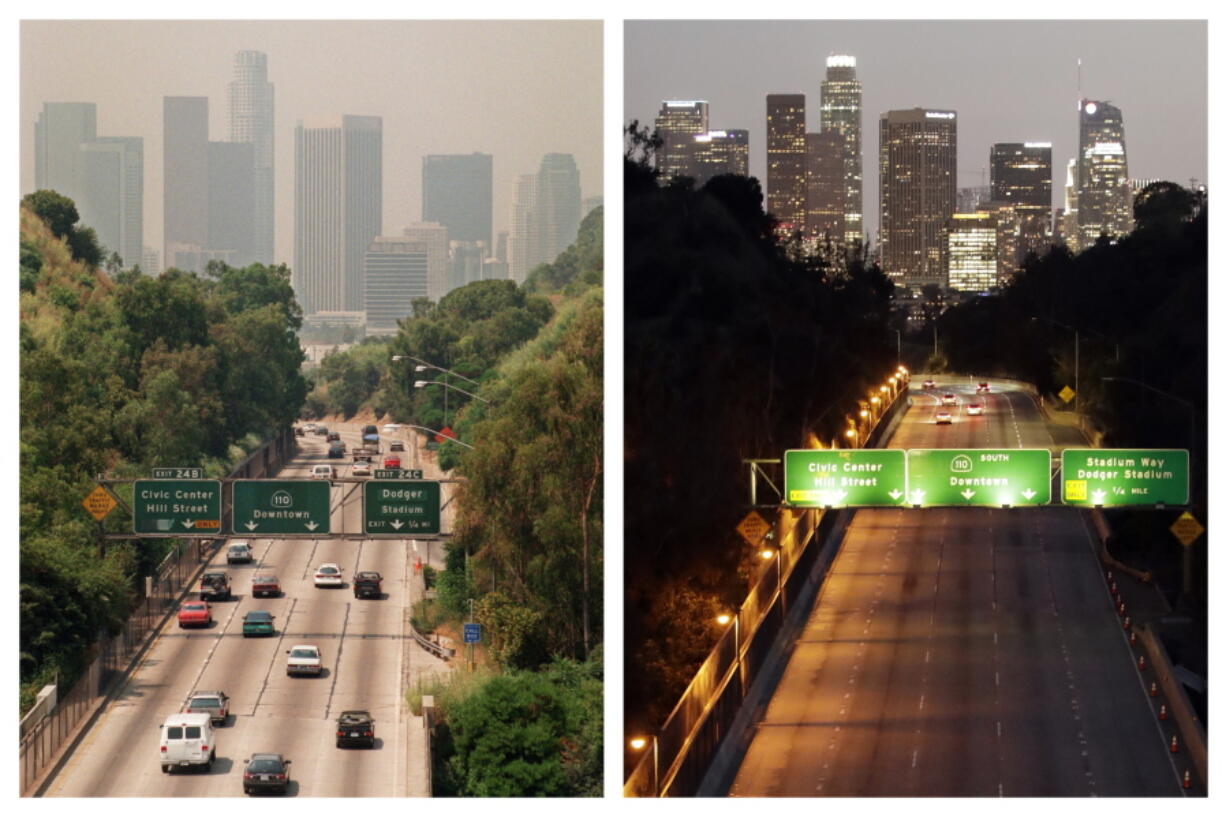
[242,610,276,637]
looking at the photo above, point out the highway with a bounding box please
[45,425,451,797]
[728,378,1182,796]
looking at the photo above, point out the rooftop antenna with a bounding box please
[1077,58,1082,99]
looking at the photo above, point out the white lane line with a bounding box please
[918,694,925,711]
[911,749,919,769]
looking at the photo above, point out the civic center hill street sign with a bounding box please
[133,480,222,534]
[784,449,908,507]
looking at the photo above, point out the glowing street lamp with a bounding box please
[629,737,648,751]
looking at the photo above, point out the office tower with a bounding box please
[495,230,509,264]
[508,173,538,283]
[402,222,450,300]
[364,238,428,334]
[164,97,210,270]
[1076,99,1132,248]
[294,115,383,315]
[78,137,143,267]
[766,94,806,232]
[879,108,957,290]
[990,142,1052,269]
[34,102,97,194]
[228,50,275,265]
[946,213,998,292]
[535,153,581,267]
[208,141,256,268]
[957,186,991,214]
[450,240,488,291]
[690,129,749,186]
[978,200,1022,286]
[654,100,709,180]
[142,245,160,275]
[422,153,493,246]
[804,131,844,242]
[482,256,509,281]
[820,55,864,244]
[1062,159,1080,252]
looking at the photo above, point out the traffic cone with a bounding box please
[1170,735,1179,753]
[1118,602,1127,615]
[1110,582,1118,595]
[1159,704,1168,720]
[1123,616,1131,630]
[1129,631,1137,645]
[1149,681,1158,697]
[1106,570,1114,582]
[1139,655,1147,671]
[1183,770,1192,789]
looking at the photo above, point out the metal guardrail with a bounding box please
[18,428,295,796]
[410,626,456,660]
[624,382,909,797]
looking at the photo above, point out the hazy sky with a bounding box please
[20,19,603,267]
[625,20,1207,239]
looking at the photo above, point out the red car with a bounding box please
[178,601,213,629]
[251,574,281,598]
[383,455,401,469]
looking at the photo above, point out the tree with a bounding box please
[22,190,80,239]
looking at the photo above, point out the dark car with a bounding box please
[294,426,305,437]
[336,710,375,748]
[243,753,291,795]
[354,571,383,599]
[242,610,276,638]
[314,425,329,436]
[198,571,232,601]
[327,431,341,442]
[328,442,346,459]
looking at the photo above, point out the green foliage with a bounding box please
[435,655,602,797]
[22,190,80,239]
[524,206,603,296]
[19,220,308,704]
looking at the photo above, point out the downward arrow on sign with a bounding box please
[245,521,258,531]
[181,519,195,529]
[391,520,404,530]
[889,490,903,501]
[1021,489,1036,500]
[961,489,975,500]
[305,521,319,531]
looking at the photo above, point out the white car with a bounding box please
[351,461,371,477]
[966,403,984,416]
[226,541,253,564]
[314,563,344,588]
[159,712,216,773]
[285,644,323,677]
[941,393,958,406]
[381,423,402,434]
[934,410,953,424]
[311,464,334,480]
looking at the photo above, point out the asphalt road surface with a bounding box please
[728,378,1182,796]
[45,428,448,797]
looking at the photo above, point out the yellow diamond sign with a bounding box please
[82,485,118,522]
[1169,511,1204,548]
[736,511,771,547]
[1059,385,1076,404]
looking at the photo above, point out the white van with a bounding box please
[159,711,216,773]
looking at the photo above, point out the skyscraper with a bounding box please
[820,55,864,244]
[879,108,957,290]
[34,102,96,194]
[804,131,844,242]
[293,115,383,315]
[163,96,210,269]
[690,130,749,186]
[508,173,538,283]
[1076,99,1132,248]
[990,141,1052,268]
[402,222,450,301]
[654,100,709,180]
[78,136,143,267]
[228,50,275,265]
[208,141,256,267]
[535,153,581,268]
[946,212,998,292]
[422,153,493,246]
[766,94,806,232]
[364,238,428,334]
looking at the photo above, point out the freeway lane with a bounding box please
[45,431,441,797]
[727,379,1180,796]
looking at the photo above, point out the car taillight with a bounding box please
[364,730,373,736]
[244,772,254,780]
[160,746,167,752]
[275,774,286,780]
[337,730,344,736]
[201,744,208,751]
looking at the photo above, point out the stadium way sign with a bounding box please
[783,449,908,507]
[232,480,331,535]
[905,449,1051,507]
[1061,449,1189,507]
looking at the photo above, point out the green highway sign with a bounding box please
[906,449,1051,507]
[1061,449,1189,507]
[364,480,441,535]
[232,480,331,535]
[784,449,907,507]
[133,480,222,534]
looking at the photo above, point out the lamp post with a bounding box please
[414,379,491,405]
[405,424,474,450]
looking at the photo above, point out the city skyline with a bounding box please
[625,20,1206,242]
[21,20,602,268]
